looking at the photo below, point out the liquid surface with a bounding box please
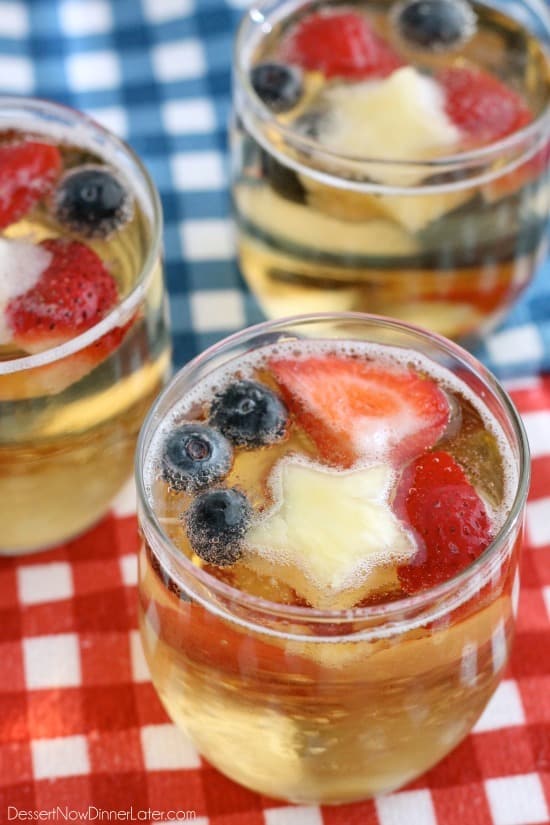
[0,132,150,362]
[251,0,549,156]
[145,339,516,609]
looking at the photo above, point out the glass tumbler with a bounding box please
[232,0,550,340]
[137,313,529,804]
[0,97,171,554]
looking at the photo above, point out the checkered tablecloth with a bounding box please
[0,1,549,823]
[0,375,548,825]
[0,0,547,378]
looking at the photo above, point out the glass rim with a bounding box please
[234,0,550,194]
[136,311,531,630]
[0,95,163,376]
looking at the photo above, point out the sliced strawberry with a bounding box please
[439,67,532,147]
[270,355,450,468]
[279,11,403,80]
[0,238,131,399]
[7,238,118,351]
[397,451,493,594]
[0,141,61,229]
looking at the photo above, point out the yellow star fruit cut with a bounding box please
[244,459,416,609]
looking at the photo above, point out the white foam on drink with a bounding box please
[0,238,52,344]
[145,338,519,539]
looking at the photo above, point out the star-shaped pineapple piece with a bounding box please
[244,459,416,609]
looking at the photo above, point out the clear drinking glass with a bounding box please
[231,0,550,340]
[137,313,529,804]
[0,97,171,554]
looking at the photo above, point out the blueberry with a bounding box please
[209,380,288,448]
[393,0,476,51]
[53,164,134,238]
[184,488,252,566]
[161,423,233,492]
[251,62,304,113]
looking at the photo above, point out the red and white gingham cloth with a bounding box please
[0,376,549,825]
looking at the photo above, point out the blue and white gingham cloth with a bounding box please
[0,0,548,379]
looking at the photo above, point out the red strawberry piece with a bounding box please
[0,238,131,399]
[279,11,403,80]
[397,450,493,594]
[0,141,61,229]
[7,238,119,351]
[270,355,450,468]
[439,67,532,146]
